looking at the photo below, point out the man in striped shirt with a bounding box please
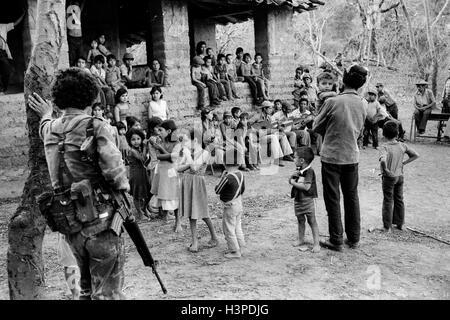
[215,163,246,259]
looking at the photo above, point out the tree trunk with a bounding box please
[7,0,66,300]
[423,0,438,96]
[399,0,425,78]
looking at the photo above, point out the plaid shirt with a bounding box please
[442,78,450,99]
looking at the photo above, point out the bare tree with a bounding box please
[399,0,425,78]
[355,0,399,64]
[7,0,67,299]
[306,7,335,66]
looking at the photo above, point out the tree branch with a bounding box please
[380,2,400,13]
[431,0,449,29]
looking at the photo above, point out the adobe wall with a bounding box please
[0,80,295,169]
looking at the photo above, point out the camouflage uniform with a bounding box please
[40,108,129,300]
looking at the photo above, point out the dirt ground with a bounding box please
[0,68,449,300]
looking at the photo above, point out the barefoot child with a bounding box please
[379,121,419,232]
[178,128,219,252]
[150,120,181,229]
[214,161,246,259]
[126,128,151,220]
[289,147,320,253]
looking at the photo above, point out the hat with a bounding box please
[193,56,204,65]
[257,100,274,109]
[367,87,377,95]
[200,107,212,116]
[222,111,232,119]
[123,53,134,61]
[415,80,428,86]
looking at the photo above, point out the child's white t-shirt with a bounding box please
[149,100,168,120]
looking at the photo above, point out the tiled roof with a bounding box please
[253,0,325,12]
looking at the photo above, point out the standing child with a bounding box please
[363,88,387,149]
[178,129,219,252]
[379,121,419,232]
[116,121,129,162]
[251,53,270,101]
[150,120,181,230]
[86,39,101,66]
[114,87,130,127]
[148,86,169,120]
[146,117,164,218]
[126,128,151,220]
[293,67,305,109]
[214,161,246,259]
[288,147,320,253]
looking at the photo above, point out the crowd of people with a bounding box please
[29,60,426,299]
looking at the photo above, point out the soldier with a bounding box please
[29,68,130,300]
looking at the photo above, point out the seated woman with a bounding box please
[414,80,436,135]
[145,59,165,88]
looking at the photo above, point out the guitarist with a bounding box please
[272,101,297,150]
[289,98,313,147]
[249,101,294,166]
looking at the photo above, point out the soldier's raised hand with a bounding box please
[28,92,53,118]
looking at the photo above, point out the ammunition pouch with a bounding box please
[37,181,117,237]
[37,189,83,235]
[71,179,98,223]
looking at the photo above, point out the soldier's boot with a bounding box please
[64,266,81,300]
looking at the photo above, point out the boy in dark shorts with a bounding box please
[289,147,320,253]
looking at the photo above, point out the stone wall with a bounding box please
[0,81,280,168]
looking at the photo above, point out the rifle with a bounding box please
[110,190,168,294]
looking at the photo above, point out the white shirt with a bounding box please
[0,23,14,59]
[90,66,105,80]
[149,100,168,120]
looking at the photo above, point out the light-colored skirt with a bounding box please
[150,161,179,200]
[180,173,209,220]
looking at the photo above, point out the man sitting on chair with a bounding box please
[413,80,436,135]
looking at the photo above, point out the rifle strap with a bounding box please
[55,114,91,191]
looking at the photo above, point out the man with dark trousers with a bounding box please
[313,65,368,251]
